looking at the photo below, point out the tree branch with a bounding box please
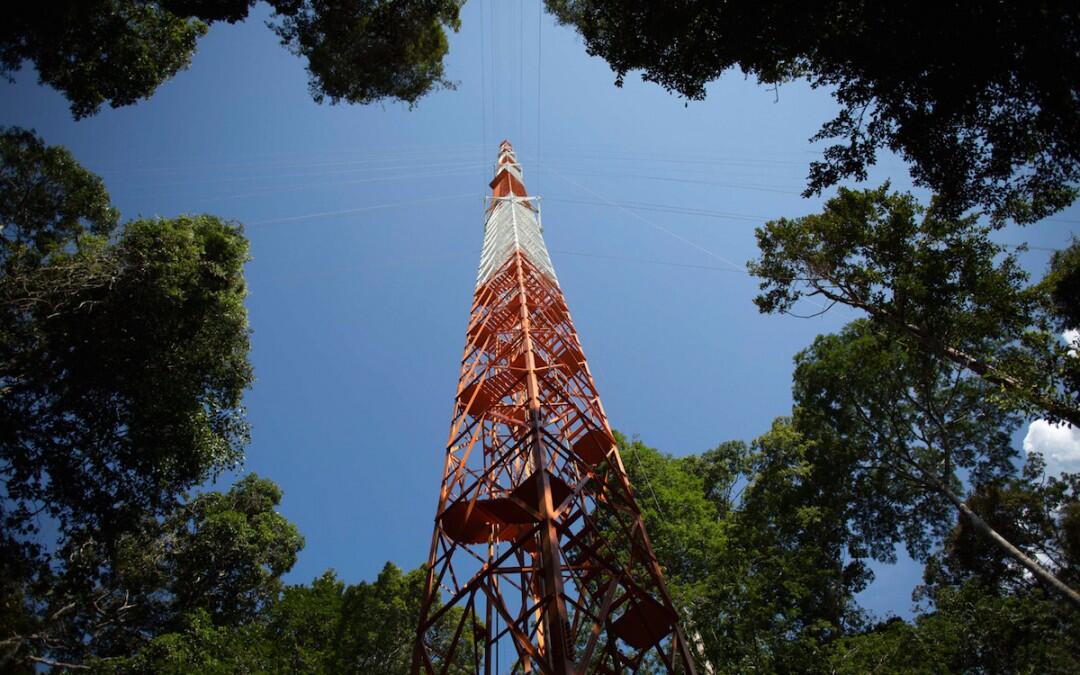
[28,654,90,670]
[808,275,1080,428]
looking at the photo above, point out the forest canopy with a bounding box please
[3,2,1080,671]
[0,1,462,118]
[546,0,1080,224]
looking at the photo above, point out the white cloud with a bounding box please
[1020,332,1080,478]
[1065,329,1079,357]
[1023,419,1080,478]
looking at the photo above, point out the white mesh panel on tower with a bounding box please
[476,148,556,286]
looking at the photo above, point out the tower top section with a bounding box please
[477,141,556,286]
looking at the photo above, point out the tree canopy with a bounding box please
[620,422,1080,673]
[546,0,1080,223]
[0,127,301,671]
[93,563,476,674]
[1,1,462,118]
[1,204,255,548]
[612,180,1080,665]
[0,126,483,672]
[0,127,118,270]
[615,428,872,672]
[749,185,1080,429]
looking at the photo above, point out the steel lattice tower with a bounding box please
[413,142,696,674]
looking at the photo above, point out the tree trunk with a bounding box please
[813,284,1080,429]
[940,486,1080,608]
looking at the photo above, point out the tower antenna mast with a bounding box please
[413,141,696,674]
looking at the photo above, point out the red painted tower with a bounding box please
[413,142,696,674]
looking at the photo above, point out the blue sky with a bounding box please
[2,1,1076,620]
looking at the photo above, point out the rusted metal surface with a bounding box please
[413,142,696,674]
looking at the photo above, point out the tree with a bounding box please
[612,418,1079,672]
[826,585,1080,675]
[713,420,872,673]
[614,415,1080,672]
[2,472,302,671]
[605,435,726,672]
[613,429,870,674]
[334,562,476,674]
[90,609,267,674]
[1,212,254,549]
[96,571,350,673]
[791,319,1080,607]
[2,126,254,539]
[1042,239,1080,332]
[1,1,461,118]
[78,476,301,665]
[546,1,1080,223]
[159,475,304,627]
[826,467,1080,673]
[749,185,1080,429]
[272,0,462,108]
[922,460,1080,597]
[0,127,118,271]
[0,127,307,670]
[95,563,478,674]
[614,434,727,601]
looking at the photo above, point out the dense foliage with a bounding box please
[0,126,297,670]
[0,127,483,672]
[1,1,462,118]
[272,0,462,107]
[750,185,1080,429]
[607,184,1080,670]
[93,563,475,674]
[750,186,1080,606]
[621,426,1080,673]
[546,1,1080,223]
[618,425,871,672]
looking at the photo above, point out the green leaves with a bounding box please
[91,609,264,675]
[547,1,1080,222]
[93,563,477,674]
[271,0,462,108]
[0,127,118,269]
[167,475,304,625]
[1,2,207,118]
[826,582,1080,673]
[615,434,727,597]
[1041,238,1080,333]
[792,320,1020,561]
[612,428,869,673]
[10,473,304,671]
[749,185,1027,339]
[749,184,1080,613]
[750,185,1080,428]
[1,1,462,118]
[1,212,254,543]
[0,129,272,670]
